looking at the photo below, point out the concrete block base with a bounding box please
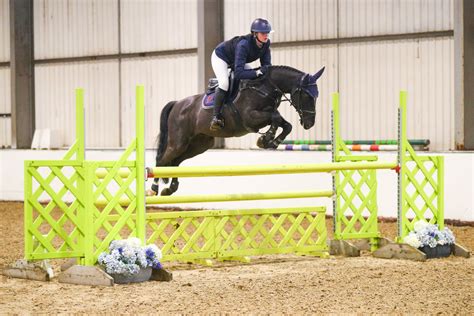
[58,265,113,286]
[2,259,53,281]
[373,243,426,261]
[150,268,173,282]
[453,243,471,258]
[350,237,392,251]
[60,258,78,271]
[329,240,360,257]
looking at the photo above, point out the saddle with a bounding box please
[202,72,239,108]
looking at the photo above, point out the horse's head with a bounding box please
[290,66,325,129]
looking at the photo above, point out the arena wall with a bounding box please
[1,149,472,222]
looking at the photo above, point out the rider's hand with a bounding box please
[256,70,263,77]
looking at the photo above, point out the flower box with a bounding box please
[419,244,452,259]
[403,221,456,259]
[98,238,163,284]
[110,266,152,284]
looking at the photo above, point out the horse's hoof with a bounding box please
[160,188,173,196]
[265,140,279,149]
[256,136,267,148]
[146,189,157,196]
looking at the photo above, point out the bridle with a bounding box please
[267,73,317,120]
[267,74,316,123]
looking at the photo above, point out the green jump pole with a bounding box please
[147,161,398,178]
[135,85,146,244]
[95,161,399,179]
[95,168,132,179]
[95,190,334,207]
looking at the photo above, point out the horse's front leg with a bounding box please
[257,112,292,149]
[256,112,280,148]
[268,116,292,148]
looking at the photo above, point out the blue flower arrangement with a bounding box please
[98,237,162,276]
[403,220,455,249]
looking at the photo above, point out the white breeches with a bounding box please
[211,50,253,91]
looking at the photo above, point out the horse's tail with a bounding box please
[156,101,176,165]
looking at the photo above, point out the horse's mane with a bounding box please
[270,65,304,75]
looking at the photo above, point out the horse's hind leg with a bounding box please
[159,177,179,196]
[150,141,189,196]
[159,135,215,196]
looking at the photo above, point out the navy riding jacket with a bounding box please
[215,34,271,80]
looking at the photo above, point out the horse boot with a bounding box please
[210,88,226,131]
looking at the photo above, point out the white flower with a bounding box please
[98,252,107,265]
[413,220,430,233]
[137,252,148,267]
[109,239,127,251]
[122,247,137,264]
[127,237,142,247]
[441,227,456,244]
[403,233,422,248]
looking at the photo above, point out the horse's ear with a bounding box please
[312,66,325,81]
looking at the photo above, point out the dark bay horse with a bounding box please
[149,65,325,196]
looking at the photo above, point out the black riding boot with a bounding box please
[210,88,226,131]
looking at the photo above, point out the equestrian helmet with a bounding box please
[250,18,272,33]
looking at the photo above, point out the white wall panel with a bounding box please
[0,67,10,114]
[224,0,337,43]
[0,116,11,148]
[224,0,452,42]
[34,0,119,59]
[225,44,337,149]
[0,67,10,147]
[35,60,119,147]
[338,37,453,151]
[0,0,9,62]
[121,0,197,53]
[120,53,198,148]
[339,0,453,37]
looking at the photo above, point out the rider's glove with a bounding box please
[256,70,263,77]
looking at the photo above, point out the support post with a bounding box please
[10,0,35,148]
[437,157,445,229]
[331,93,340,238]
[198,0,224,148]
[76,88,86,264]
[454,0,474,149]
[83,161,96,266]
[397,91,407,241]
[197,0,223,91]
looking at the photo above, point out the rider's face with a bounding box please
[256,32,269,43]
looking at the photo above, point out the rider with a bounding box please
[209,18,273,131]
